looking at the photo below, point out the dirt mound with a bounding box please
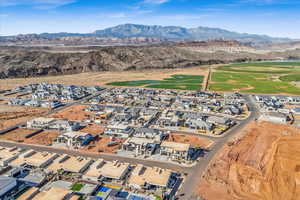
[196,121,300,200]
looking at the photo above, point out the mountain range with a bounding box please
[0,24,293,46]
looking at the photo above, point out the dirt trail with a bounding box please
[196,121,300,200]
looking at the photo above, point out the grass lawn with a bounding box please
[107,74,204,90]
[279,74,300,82]
[71,183,84,192]
[217,62,300,74]
[210,72,300,95]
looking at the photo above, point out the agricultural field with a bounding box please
[107,74,204,90]
[209,61,300,95]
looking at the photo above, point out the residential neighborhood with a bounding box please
[1,83,300,199]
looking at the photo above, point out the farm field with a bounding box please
[107,74,204,90]
[209,61,300,95]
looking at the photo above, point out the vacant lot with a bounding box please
[25,130,60,146]
[166,134,214,149]
[0,128,36,142]
[210,71,300,95]
[107,74,204,90]
[50,105,91,121]
[81,136,124,154]
[80,124,105,136]
[0,105,49,130]
[196,121,300,200]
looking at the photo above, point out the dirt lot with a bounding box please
[25,130,60,146]
[0,67,209,90]
[166,134,214,149]
[80,124,105,136]
[0,128,36,142]
[50,105,91,121]
[81,136,124,154]
[0,105,49,130]
[196,121,300,200]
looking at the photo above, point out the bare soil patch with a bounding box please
[80,124,105,136]
[50,105,91,121]
[166,134,214,149]
[24,130,60,146]
[0,105,49,130]
[0,128,35,142]
[196,121,300,200]
[81,136,124,154]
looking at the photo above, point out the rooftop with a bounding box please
[123,137,157,145]
[32,187,70,200]
[0,147,22,163]
[17,187,39,200]
[128,164,172,187]
[10,150,58,168]
[85,160,129,180]
[47,155,92,173]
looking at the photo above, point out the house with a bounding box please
[10,150,59,168]
[84,160,130,183]
[31,187,72,200]
[19,169,48,186]
[104,124,134,138]
[27,117,56,129]
[133,128,165,141]
[48,120,81,132]
[47,155,93,174]
[54,132,94,149]
[160,141,191,161]
[0,176,17,197]
[41,101,62,109]
[259,113,288,124]
[207,116,232,126]
[0,147,23,167]
[24,100,42,107]
[121,137,159,157]
[184,118,213,131]
[128,164,172,190]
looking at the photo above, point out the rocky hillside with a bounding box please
[0,45,271,79]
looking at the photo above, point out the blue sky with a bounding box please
[0,0,299,38]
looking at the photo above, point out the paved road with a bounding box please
[0,140,190,173]
[177,94,260,199]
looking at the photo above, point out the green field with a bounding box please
[71,184,84,192]
[210,70,300,95]
[279,74,300,82]
[107,74,204,90]
[217,61,300,74]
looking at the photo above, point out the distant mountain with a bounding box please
[0,24,293,46]
[93,24,290,43]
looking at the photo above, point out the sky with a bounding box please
[0,0,299,38]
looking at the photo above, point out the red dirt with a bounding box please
[0,105,49,130]
[166,133,214,149]
[24,130,60,146]
[80,124,105,136]
[50,105,92,121]
[196,121,300,200]
[0,128,36,142]
[81,136,124,154]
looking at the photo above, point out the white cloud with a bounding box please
[0,0,77,8]
[142,0,170,5]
